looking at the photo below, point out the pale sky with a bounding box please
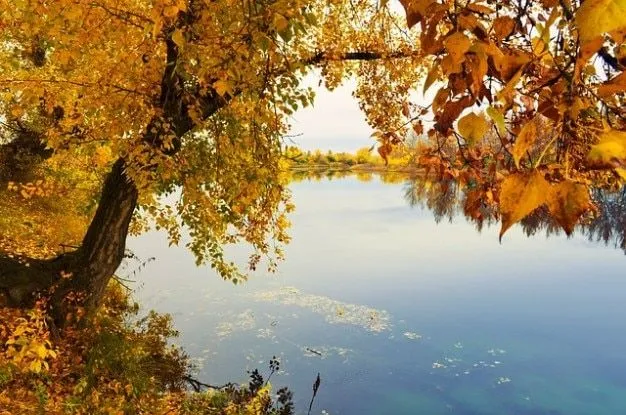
[288,73,438,152]
[287,77,375,152]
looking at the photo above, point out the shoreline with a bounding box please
[288,163,425,174]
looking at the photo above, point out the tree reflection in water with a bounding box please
[403,177,626,253]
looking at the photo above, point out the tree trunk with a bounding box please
[0,158,137,323]
[0,34,229,321]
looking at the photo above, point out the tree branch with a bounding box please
[305,50,421,65]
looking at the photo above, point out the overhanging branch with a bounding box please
[305,50,421,65]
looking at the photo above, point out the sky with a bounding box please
[287,77,375,153]
[287,72,438,153]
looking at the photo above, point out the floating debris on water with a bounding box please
[256,328,274,339]
[432,362,447,369]
[470,360,502,369]
[216,309,256,338]
[403,331,422,340]
[249,287,391,332]
[306,347,323,356]
[454,342,463,349]
[496,377,512,385]
[487,348,506,356]
[302,345,353,359]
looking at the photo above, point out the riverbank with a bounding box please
[289,162,424,174]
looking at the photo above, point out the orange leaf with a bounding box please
[511,119,538,168]
[547,181,592,235]
[499,171,550,240]
[493,16,516,40]
[377,143,392,165]
[398,0,435,28]
[598,72,626,97]
[435,95,473,133]
[444,32,472,65]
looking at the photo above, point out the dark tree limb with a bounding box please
[305,50,421,65]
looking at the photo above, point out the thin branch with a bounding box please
[0,79,148,96]
[183,375,237,393]
[305,50,421,65]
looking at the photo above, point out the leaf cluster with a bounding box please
[395,0,626,237]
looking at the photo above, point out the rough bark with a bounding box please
[0,158,137,323]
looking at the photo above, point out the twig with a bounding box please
[183,375,237,393]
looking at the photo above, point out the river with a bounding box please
[128,174,626,415]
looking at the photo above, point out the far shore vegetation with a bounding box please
[282,140,426,174]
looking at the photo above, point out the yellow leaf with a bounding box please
[499,170,550,240]
[163,5,179,18]
[457,112,488,146]
[547,180,592,235]
[213,79,232,97]
[587,129,626,168]
[176,0,188,11]
[616,168,626,180]
[171,29,185,48]
[486,106,506,135]
[511,119,538,168]
[273,14,289,32]
[423,64,439,94]
[30,359,42,373]
[575,0,626,42]
[33,343,49,359]
[444,32,472,65]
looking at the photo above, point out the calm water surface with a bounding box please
[128,175,626,415]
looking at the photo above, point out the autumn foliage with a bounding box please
[0,283,295,415]
[0,1,625,412]
[393,0,626,237]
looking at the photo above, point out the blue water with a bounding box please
[128,175,626,415]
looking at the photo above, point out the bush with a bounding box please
[0,281,295,415]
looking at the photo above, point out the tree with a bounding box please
[2,0,625,322]
[394,0,626,239]
[0,0,423,320]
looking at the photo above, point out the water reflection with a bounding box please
[130,172,626,415]
[402,177,626,253]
